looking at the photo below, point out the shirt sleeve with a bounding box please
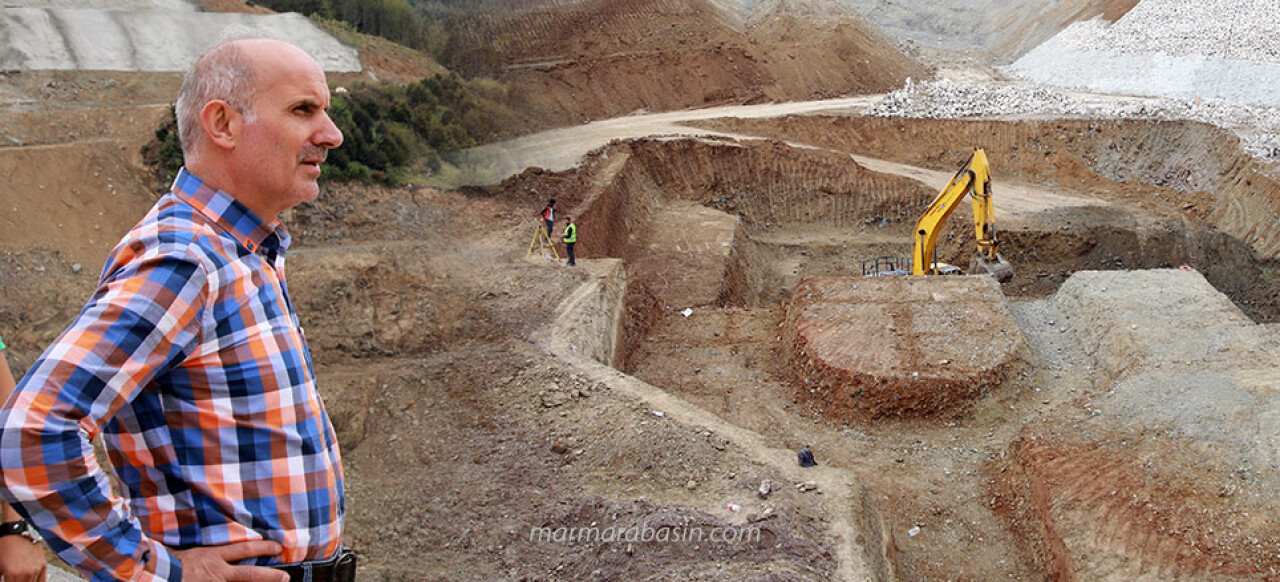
[0,250,207,581]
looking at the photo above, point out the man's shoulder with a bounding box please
[115,194,243,266]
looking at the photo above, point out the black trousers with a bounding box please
[566,242,576,265]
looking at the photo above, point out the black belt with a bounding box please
[273,547,356,582]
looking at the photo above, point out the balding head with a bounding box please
[175,39,260,158]
[176,38,329,155]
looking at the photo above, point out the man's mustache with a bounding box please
[299,147,328,164]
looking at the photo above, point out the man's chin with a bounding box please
[288,181,322,207]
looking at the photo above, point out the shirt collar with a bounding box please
[171,167,290,255]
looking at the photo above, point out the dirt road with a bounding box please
[450,96,884,187]
[455,94,1113,223]
[849,154,1112,218]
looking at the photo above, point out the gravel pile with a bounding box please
[1006,0,1280,109]
[869,78,1280,160]
[870,78,1075,118]
[1051,0,1280,63]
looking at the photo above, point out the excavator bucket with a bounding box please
[971,254,1013,283]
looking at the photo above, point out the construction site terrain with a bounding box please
[2,0,1280,580]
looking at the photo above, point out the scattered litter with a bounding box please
[758,480,773,499]
[651,410,665,418]
[796,481,819,492]
[681,308,693,317]
[797,447,817,467]
[726,503,741,512]
[907,526,921,537]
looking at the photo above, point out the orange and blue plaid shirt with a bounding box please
[0,168,344,580]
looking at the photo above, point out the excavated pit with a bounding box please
[513,115,1280,580]
[539,117,1280,355]
[690,115,1280,321]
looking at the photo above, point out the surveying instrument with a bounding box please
[526,224,560,261]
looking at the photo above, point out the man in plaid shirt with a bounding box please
[0,37,350,581]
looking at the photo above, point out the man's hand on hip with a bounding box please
[173,541,289,582]
[0,532,47,582]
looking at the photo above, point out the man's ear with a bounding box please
[199,100,241,150]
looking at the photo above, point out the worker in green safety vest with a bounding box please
[562,216,577,266]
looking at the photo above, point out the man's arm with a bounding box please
[0,343,48,582]
[0,253,206,581]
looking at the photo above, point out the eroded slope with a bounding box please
[442,0,927,127]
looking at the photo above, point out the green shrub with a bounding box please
[256,0,441,57]
[144,73,519,187]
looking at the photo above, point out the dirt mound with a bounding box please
[786,276,1030,418]
[996,270,1280,580]
[0,130,168,266]
[442,0,926,127]
[10,2,1280,576]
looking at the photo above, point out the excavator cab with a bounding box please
[912,148,1013,283]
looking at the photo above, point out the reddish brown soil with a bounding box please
[997,423,1280,580]
[786,276,1029,419]
[508,123,1280,581]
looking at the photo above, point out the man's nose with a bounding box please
[315,112,343,149]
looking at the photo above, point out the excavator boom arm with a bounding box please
[911,149,1009,280]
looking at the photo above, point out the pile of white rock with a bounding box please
[1051,0,1280,63]
[868,78,1280,161]
[1005,0,1280,110]
[869,78,1075,119]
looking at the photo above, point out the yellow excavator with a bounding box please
[912,148,1013,282]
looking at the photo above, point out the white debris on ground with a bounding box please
[1005,0,1280,110]
[870,79,1280,161]
[870,78,1074,119]
[866,0,1280,159]
[1047,0,1280,63]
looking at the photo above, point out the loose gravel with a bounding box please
[1047,0,1280,63]
[869,78,1280,162]
[998,0,1280,129]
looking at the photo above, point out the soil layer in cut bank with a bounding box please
[786,275,1030,419]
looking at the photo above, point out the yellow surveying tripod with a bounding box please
[526,224,560,261]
